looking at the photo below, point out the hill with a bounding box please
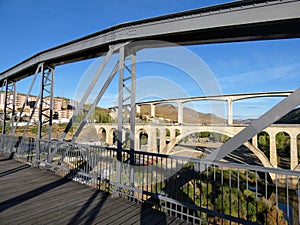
[139,104,225,124]
[275,107,300,124]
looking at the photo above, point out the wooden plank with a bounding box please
[1,186,101,220]
[132,209,166,225]
[93,201,139,224]
[22,194,110,224]
[44,198,129,224]
[0,158,188,225]
[99,202,142,224]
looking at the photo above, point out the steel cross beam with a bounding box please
[1,79,16,135]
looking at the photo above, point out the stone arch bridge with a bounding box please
[95,123,300,170]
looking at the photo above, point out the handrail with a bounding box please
[1,134,299,224]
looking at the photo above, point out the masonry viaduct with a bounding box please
[95,123,300,171]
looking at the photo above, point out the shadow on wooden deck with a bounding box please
[0,156,190,224]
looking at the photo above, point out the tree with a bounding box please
[258,132,270,158]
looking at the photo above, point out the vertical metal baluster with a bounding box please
[298,177,300,225]
[265,172,268,225]
[199,161,202,210]
[286,174,289,223]
[246,170,249,220]
[237,170,240,219]
[206,163,209,221]
[160,156,163,196]
[214,165,216,223]
[177,159,179,218]
[255,170,258,223]
[99,148,102,189]
[192,163,196,224]
[221,166,224,224]
[229,169,232,220]
[276,173,278,225]
[165,156,168,198]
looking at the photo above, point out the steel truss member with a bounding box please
[12,63,42,136]
[37,64,54,140]
[47,42,134,163]
[117,44,136,164]
[1,79,16,135]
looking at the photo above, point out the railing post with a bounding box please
[36,138,40,162]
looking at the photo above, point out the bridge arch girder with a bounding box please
[163,128,273,168]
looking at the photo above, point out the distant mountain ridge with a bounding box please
[140,104,225,124]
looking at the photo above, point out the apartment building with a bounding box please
[0,92,76,123]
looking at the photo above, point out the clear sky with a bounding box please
[1,0,300,120]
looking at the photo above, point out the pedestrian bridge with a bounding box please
[1,0,300,224]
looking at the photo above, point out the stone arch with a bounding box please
[98,127,107,143]
[163,128,273,168]
[276,131,291,169]
[108,128,117,146]
[175,129,181,137]
[137,129,149,150]
[257,131,270,159]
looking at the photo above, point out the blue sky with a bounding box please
[1,0,300,120]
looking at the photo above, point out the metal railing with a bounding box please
[1,134,299,225]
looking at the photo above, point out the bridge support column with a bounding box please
[148,131,156,152]
[177,101,183,124]
[136,105,141,114]
[290,136,298,170]
[160,129,167,153]
[269,134,277,168]
[1,79,16,135]
[170,128,176,140]
[134,134,139,150]
[106,131,112,145]
[150,104,155,118]
[227,98,233,125]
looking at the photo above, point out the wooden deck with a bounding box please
[0,156,191,225]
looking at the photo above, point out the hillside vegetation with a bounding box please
[140,104,225,124]
[275,107,300,124]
